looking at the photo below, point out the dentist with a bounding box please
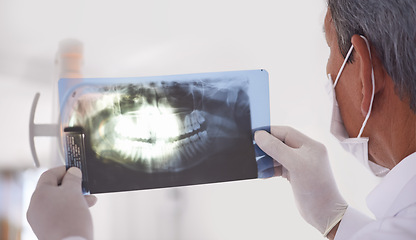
[255,1,416,239]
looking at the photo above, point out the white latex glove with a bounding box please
[27,166,97,240]
[255,126,347,236]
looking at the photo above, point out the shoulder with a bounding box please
[351,208,416,240]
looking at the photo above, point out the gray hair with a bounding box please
[328,0,416,112]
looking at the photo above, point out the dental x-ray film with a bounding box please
[58,69,270,194]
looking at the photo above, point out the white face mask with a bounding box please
[326,35,390,177]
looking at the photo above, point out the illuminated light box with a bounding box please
[58,69,270,194]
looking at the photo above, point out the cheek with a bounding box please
[326,52,337,81]
[326,60,331,78]
[326,45,346,82]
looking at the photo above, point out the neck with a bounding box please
[370,94,416,169]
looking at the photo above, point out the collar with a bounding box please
[366,152,416,219]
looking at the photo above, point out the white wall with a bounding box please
[0,0,380,239]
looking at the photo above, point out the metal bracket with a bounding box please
[29,93,59,167]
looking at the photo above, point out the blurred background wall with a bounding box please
[0,0,380,239]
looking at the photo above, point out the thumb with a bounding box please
[84,195,98,207]
[62,167,83,189]
[254,130,296,170]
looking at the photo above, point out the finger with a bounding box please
[252,126,271,140]
[281,166,290,180]
[61,167,83,189]
[84,195,98,207]
[254,143,267,157]
[269,126,311,149]
[273,159,282,167]
[252,126,271,157]
[274,165,283,177]
[254,130,296,168]
[36,166,66,188]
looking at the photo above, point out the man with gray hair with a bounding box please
[256,0,416,239]
[26,0,416,239]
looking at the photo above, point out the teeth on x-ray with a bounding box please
[67,78,250,173]
[184,110,205,133]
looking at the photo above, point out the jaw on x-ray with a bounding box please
[60,70,269,194]
[68,78,250,173]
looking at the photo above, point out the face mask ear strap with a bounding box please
[357,35,375,138]
[333,45,354,88]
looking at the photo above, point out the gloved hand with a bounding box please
[27,166,97,240]
[255,126,347,236]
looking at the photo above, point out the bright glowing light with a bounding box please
[108,104,182,162]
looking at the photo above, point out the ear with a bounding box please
[351,35,385,116]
